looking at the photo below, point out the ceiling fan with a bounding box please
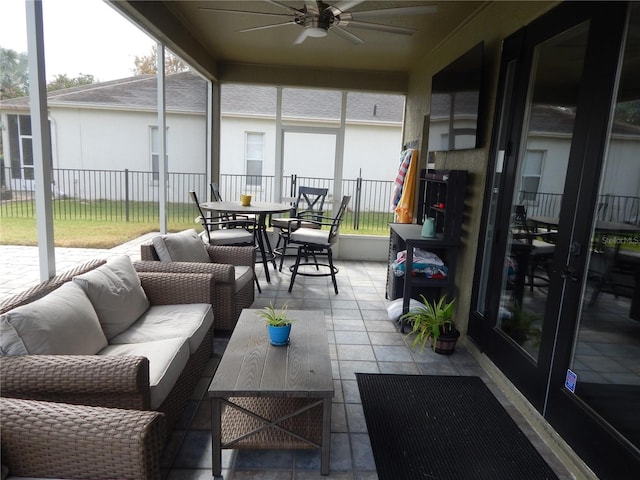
[200,1,438,45]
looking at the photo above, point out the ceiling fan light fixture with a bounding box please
[306,26,328,37]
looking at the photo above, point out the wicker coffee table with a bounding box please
[209,309,333,476]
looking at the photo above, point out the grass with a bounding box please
[0,210,393,248]
[0,217,195,248]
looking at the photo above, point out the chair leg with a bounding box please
[278,234,288,272]
[255,274,262,294]
[327,248,338,294]
[288,246,303,293]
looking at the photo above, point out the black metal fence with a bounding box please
[1,168,396,234]
[519,190,640,225]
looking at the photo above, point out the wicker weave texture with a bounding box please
[222,397,323,449]
[0,397,165,480]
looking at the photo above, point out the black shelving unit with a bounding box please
[387,169,468,332]
[417,169,468,240]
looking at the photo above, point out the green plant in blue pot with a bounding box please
[259,302,294,346]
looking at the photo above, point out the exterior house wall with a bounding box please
[49,108,206,173]
[403,1,558,337]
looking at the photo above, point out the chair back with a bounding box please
[295,186,329,221]
[190,190,212,243]
[328,195,351,244]
[210,183,223,202]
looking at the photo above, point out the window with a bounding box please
[245,132,264,187]
[520,150,545,204]
[7,114,33,180]
[150,126,168,182]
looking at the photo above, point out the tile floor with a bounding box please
[0,241,575,480]
[161,259,575,480]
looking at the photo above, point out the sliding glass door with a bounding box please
[470,3,639,477]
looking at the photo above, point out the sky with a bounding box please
[0,0,156,82]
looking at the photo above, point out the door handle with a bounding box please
[560,265,578,282]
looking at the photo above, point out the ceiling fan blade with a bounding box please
[348,5,438,18]
[327,1,366,16]
[199,7,292,18]
[293,29,309,45]
[239,21,298,33]
[331,26,364,45]
[304,0,320,15]
[342,20,416,35]
[264,0,303,15]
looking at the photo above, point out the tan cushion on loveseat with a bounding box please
[99,337,190,410]
[0,282,108,356]
[73,255,150,340]
[110,304,213,354]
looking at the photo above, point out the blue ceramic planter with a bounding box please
[267,324,291,346]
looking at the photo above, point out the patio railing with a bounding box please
[1,168,396,234]
[519,190,640,225]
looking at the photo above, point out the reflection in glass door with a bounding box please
[572,3,640,450]
[497,23,590,361]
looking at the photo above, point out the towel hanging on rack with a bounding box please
[395,149,419,223]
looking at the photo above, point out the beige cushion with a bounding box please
[234,266,254,293]
[99,337,190,410]
[73,255,150,340]
[290,228,330,245]
[110,304,213,354]
[152,229,211,263]
[0,282,107,355]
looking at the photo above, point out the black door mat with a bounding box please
[356,373,559,480]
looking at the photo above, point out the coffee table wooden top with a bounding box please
[209,309,333,398]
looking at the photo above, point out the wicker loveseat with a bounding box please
[138,229,257,332]
[0,255,214,436]
[0,397,165,480]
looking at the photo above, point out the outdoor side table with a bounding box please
[209,308,333,476]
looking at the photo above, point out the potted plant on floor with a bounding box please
[401,294,459,354]
[501,302,542,347]
[259,302,294,346]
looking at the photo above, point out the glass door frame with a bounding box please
[469,2,638,477]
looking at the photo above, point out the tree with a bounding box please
[47,73,96,92]
[0,47,29,99]
[133,45,190,75]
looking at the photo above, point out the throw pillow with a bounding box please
[73,255,150,340]
[152,229,211,263]
[0,282,108,355]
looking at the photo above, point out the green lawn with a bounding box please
[0,201,393,248]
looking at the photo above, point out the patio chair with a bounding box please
[512,204,555,290]
[190,190,255,247]
[288,195,351,294]
[271,186,329,271]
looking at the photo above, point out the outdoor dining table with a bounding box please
[200,200,292,282]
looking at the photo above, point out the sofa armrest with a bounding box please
[0,355,151,410]
[134,260,235,284]
[206,244,256,267]
[0,397,165,480]
[138,271,214,305]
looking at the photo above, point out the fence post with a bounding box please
[354,173,362,230]
[125,169,130,222]
[290,174,297,197]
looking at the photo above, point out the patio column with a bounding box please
[156,42,168,234]
[26,0,55,281]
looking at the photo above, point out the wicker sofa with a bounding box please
[137,229,257,332]
[0,255,214,436]
[1,397,165,480]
